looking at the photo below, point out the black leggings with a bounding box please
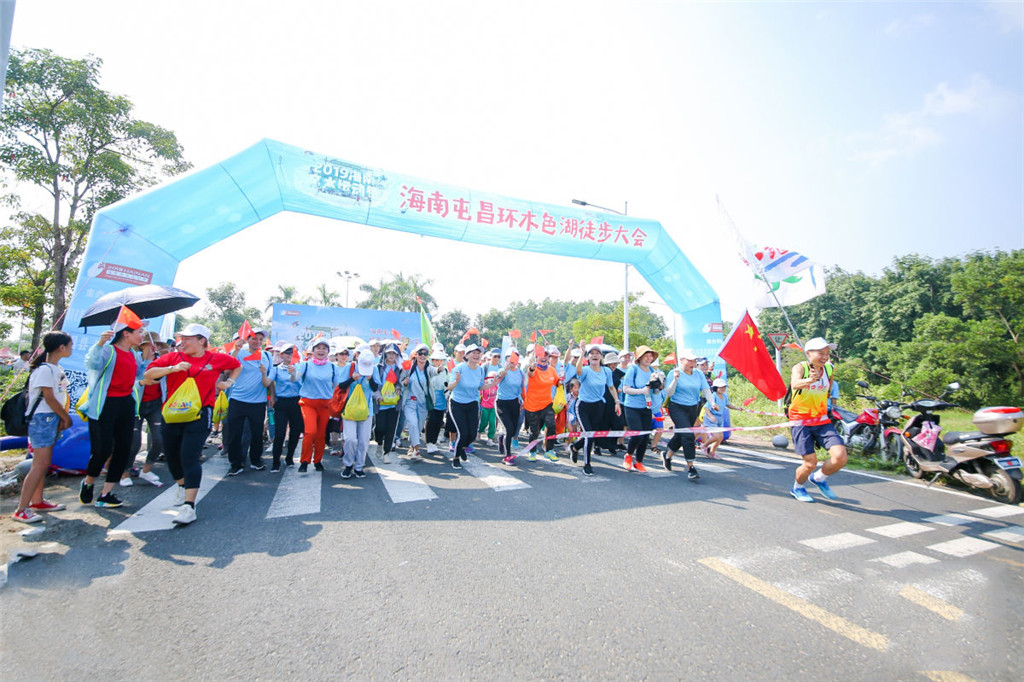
[572,399,606,466]
[87,394,137,482]
[163,407,212,490]
[425,408,446,445]
[667,402,701,460]
[496,398,521,456]
[272,396,302,463]
[374,407,400,453]
[625,406,652,463]
[524,404,556,453]
[448,400,478,460]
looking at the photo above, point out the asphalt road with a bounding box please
[2,438,1021,680]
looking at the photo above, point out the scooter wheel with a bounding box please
[904,451,924,479]
[983,462,1022,505]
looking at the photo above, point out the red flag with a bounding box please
[480,338,489,348]
[220,341,234,354]
[386,369,398,384]
[538,329,553,336]
[663,353,677,365]
[446,358,455,371]
[243,351,262,362]
[113,305,142,332]
[718,311,787,401]
[291,349,302,365]
[743,396,756,406]
[391,328,401,340]
[508,330,521,339]
[783,342,803,351]
[401,359,412,371]
[589,336,604,345]
[530,331,537,342]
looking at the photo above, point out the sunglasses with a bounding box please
[417,351,428,356]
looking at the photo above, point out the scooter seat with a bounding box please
[942,430,984,445]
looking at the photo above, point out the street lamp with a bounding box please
[572,198,630,352]
[336,270,360,307]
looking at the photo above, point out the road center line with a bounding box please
[898,586,963,622]
[697,556,889,652]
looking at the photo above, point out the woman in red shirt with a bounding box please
[144,324,240,525]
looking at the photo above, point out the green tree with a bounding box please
[183,282,263,343]
[264,283,306,312]
[0,48,190,335]
[314,283,340,307]
[0,214,55,347]
[434,309,470,348]
[357,272,436,313]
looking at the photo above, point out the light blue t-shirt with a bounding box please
[268,363,300,399]
[703,391,729,426]
[294,361,341,400]
[622,364,654,409]
[450,362,485,404]
[669,370,710,407]
[230,350,272,403]
[496,368,525,401]
[563,363,578,385]
[577,365,613,404]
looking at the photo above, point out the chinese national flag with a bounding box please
[220,342,233,354]
[589,336,604,345]
[113,305,142,332]
[539,329,554,336]
[391,328,401,340]
[530,331,537,342]
[718,311,787,401]
[480,338,489,348]
[236,319,253,341]
[663,353,677,365]
[291,350,302,365]
[446,358,455,371]
[386,369,398,384]
[509,330,521,339]
[402,359,412,371]
[243,351,262,362]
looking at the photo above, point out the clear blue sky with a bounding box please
[8,1,1023,325]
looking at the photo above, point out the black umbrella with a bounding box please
[78,284,201,328]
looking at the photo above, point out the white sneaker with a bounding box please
[485,439,496,447]
[119,477,133,487]
[172,504,196,525]
[426,443,438,454]
[381,451,392,464]
[173,485,186,507]
[139,470,163,487]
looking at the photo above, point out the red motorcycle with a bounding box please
[830,381,905,461]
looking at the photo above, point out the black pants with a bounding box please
[625,406,652,463]
[448,400,478,460]
[272,396,302,464]
[572,399,606,466]
[226,399,266,468]
[87,394,137,482]
[425,408,446,445]
[374,407,400,453]
[163,407,212,489]
[667,402,701,460]
[496,398,521,456]
[131,398,164,464]
[524,404,556,453]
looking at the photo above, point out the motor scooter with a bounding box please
[898,383,1023,504]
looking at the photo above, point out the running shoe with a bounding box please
[227,467,244,476]
[139,471,163,487]
[661,452,672,471]
[79,481,94,505]
[173,486,186,506]
[583,463,594,476]
[13,508,42,524]
[314,462,325,472]
[633,460,647,473]
[502,454,516,466]
[172,504,196,525]
[426,443,438,454]
[623,454,634,471]
[466,444,476,455]
[570,446,579,464]
[382,451,392,465]
[270,462,281,473]
[452,457,462,469]
[95,493,124,508]
[687,466,699,481]
[810,475,838,501]
[28,500,65,512]
[790,485,814,503]
[298,462,308,473]
[119,477,133,487]
[250,463,266,471]
[354,469,366,478]
[545,451,558,462]
[341,466,353,479]
[512,439,520,451]
[528,453,537,462]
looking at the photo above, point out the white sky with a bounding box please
[7,1,1024,332]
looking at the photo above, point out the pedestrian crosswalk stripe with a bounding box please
[372,459,439,504]
[981,526,1024,544]
[800,532,876,552]
[926,537,999,557]
[871,551,939,568]
[110,458,230,535]
[969,505,1024,519]
[866,522,935,538]
[719,455,784,470]
[460,455,531,491]
[266,467,322,519]
[924,513,978,526]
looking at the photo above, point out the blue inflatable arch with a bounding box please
[65,138,722,373]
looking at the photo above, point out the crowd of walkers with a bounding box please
[11,318,848,527]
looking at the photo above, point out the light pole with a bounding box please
[572,198,630,352]
[337,270,360,307]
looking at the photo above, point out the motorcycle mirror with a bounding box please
[856,380,869,389]
[947,382,960,391]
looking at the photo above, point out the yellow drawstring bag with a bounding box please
[212,390,229,424]
[162,376,202,423]
[552,385,567,414]
[342,382,370,422]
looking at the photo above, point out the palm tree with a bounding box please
[315,283,341,307]
[357,272,437,313]
[264,284,306,312]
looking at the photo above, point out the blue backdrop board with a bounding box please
[271,304,420,349]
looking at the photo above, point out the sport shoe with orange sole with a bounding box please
[623,454,634,471]
[633,460,648,473]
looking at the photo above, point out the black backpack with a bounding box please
[1,373,43,437]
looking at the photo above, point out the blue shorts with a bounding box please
[791,422,843,456]
[28,412,60,449]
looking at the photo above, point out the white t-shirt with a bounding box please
[27,363,68,416]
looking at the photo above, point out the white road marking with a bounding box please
[800,532,876,552]
[461,455,531,491]
[776,567,860,600]
[925,513,979,527]
[524,453,610,481]
[110,458,230,534]
[718,455,784,470]
[266,467,322,518]
[981,526,1024,544]
[871,551,939,568]
[371,460,439,504]
[694,462,735,473]
[866,522,935,538]
[969,505,1024,519]
[926,537,1000,558]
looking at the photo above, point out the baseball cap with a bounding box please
[804,337,837,352]
[454,343,467,352]
[179,323,212,340]
[570,348,581,358]
[712,378,727,388]
[678,349,698,361]
[463,343,483,354]
[548,345,560,356]
[429,349,447,361]
[603,351,620,366]
[355,345,375,376]
[250,328,267,337]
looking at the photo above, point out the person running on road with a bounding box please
[522,345,561,462]
[789,337,847,502]
[569,343,621,475]
[225,329,273,476]
[664,350,718,480]
[446,344,495,469]
[373,343,403,464]
[478,350,501,446]
[494,348,525,465]
[290,338,344,473]
[400,343,431,461]
[12,332,73,524]
[144,324,240,525]
[268,343,302,471]
[702,378,737,460]
[620,345,659,473]
[338,345,379,479]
